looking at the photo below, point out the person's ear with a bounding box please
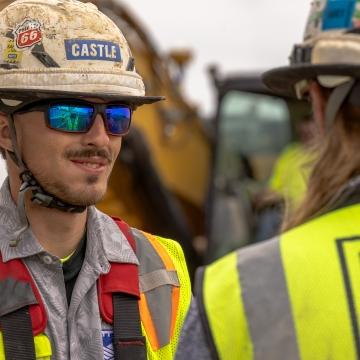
[0,113,13,154]
[309,81,327,136]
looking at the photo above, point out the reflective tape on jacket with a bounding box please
[131,229,191,359]
[200,203,360,359]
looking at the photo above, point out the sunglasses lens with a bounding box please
[49,104,94,132]
[106,106,131,135]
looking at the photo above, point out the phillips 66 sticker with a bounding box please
[13,19,42,49]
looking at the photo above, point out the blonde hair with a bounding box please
[282,103,360,231]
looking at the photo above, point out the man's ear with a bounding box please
[0,113,13,153]
[309,81,327,136]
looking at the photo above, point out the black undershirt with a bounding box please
[62,234,86,305]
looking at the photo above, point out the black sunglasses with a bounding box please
[15,99,133,136]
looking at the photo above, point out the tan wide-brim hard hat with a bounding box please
[263,63,360,98]
[0,0,164,106]
[263,0,360,98]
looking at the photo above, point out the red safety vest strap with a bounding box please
[0,254,47,335]
[97,217,140,324]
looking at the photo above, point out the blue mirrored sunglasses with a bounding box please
[15,99,132,136]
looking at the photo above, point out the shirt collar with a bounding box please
[85,207,139,274]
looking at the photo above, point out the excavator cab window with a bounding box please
[206,76,310,263]
[216,90,291,184]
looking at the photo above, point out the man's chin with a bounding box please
[49,184,107,207]
[65,188,106,207]
[33,174,108,207]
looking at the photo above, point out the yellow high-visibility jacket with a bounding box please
[195,202,360,359]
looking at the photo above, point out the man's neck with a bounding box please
[25,197,88,259]
[7,168,88,258]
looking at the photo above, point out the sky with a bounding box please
[118,0,311,117]
[0,0,311,182]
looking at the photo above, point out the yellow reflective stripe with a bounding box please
[204,251,253,360]
[0,332,52,359]
[281,204,360,360]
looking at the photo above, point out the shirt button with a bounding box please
[42,255,53,265]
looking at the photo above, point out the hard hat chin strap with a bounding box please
[19,169,86,213]
[7,113,86,222]
[324,79,356,130]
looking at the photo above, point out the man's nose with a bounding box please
[81,114,110,148]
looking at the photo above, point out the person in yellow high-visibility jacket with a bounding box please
[254,115,317,242]
[175,0,360,359]
[268,114,317,210]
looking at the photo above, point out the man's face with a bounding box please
[13,105,123,206]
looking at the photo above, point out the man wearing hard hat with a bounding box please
[176,0,360,359]
[0,1,191,359]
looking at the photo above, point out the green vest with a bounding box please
[198,203,360,360]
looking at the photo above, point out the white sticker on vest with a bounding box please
[102,330,114,360]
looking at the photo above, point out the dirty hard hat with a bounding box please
[0,0,163,106]
[263,0,360,98]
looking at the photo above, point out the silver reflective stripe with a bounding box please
[0,278,37,316]
[237,237,300,360]
[131,228,173,348]
[140,269,180,293]
[131,228,164,274]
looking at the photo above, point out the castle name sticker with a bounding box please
[13,18,42,49]
[65,39,121,62]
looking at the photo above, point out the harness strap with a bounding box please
[113,293,146,360]
[111,217,146,360]
[0,306,36,360]
[0,253,46,360]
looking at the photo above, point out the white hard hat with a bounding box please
[0,0,163,106]
[263,0,360,98]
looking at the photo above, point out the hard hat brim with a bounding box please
[0,88,164,107]
[262,64,360,97]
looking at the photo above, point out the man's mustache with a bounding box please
[65,148,112,163]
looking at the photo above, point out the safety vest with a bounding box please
[197,202,360,360]
[0,218,191,360]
